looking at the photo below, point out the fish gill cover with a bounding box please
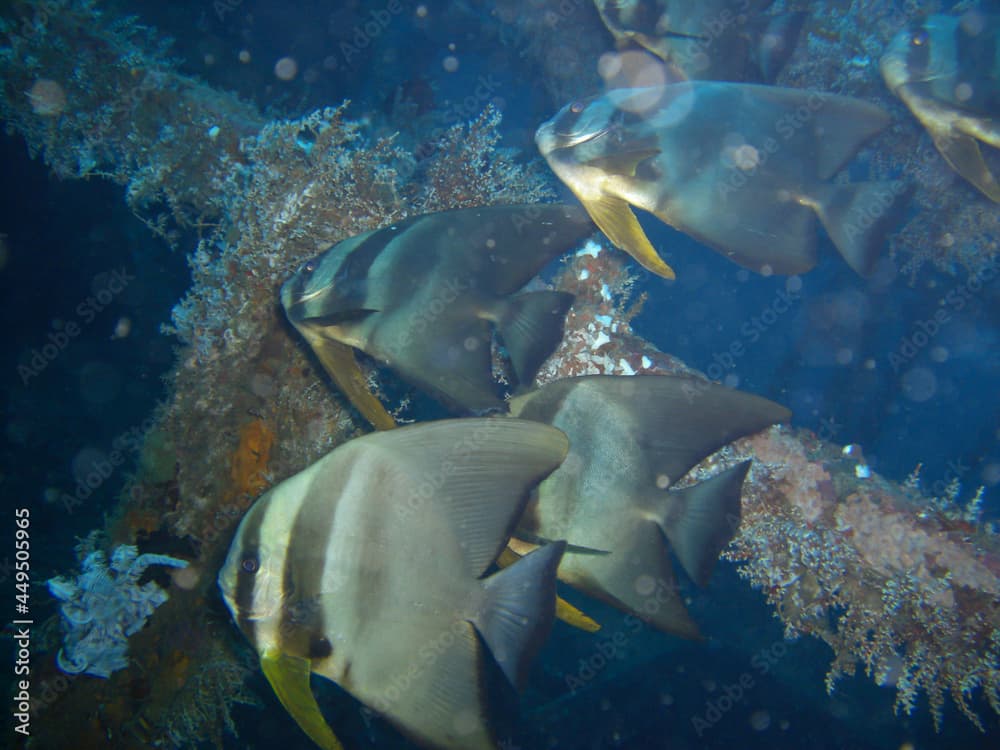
[0,1,998,749]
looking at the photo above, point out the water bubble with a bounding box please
[901,367,937,402]
[28,79,67,116]
[442,55,459,72]
[251,372,276,398]
[274,57,299,81]
[786,276,803,294]
[750,710,771,731]
[238,49,252,64]
[835,347,853,365]
[930,346,949,363]
[634,574,656,596]
[72,447,109,486]
[655,473,670,489]
[660,692,674,706]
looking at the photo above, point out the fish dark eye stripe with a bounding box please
[333,219,411,289]
[234,506,266,643]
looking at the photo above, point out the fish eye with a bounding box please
[910,29,928,46]
[570,100,585,114]
[304,261,315,273]
[241,555,260,574]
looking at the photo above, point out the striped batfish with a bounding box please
[281,204,595,430]
[536,83,909,279]
[508,375,790,638]
[218,419,570,750]
[881,11,1000,202]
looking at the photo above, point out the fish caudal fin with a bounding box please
[753,12,806,82]
[810,180,911,276]
[477,541,566,689]
[496,291,575,387]
[933,130,1000,203]
[260,649,344,750]
[657,461,750,587]
[582,195,676,279]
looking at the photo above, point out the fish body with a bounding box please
[218,418,570,750]
[537,83,908,278]
[594,0,805,82]
[881,12,1000,202]
[282,204,593,428]
[508,375,789,637]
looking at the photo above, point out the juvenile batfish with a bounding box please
[508,374,789,638]
[218,418,570,750]
[282,204,593,429]
[594,0,805,82]
[881,12,1000,202]
[537,83,909,278]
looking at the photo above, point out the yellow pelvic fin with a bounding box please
[261,649,344,750]
[932,129,1000,203]
[581,194,676,279]
[497,545,601,633]
[307,335,397,431]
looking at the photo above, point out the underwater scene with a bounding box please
[2,0,1000,748]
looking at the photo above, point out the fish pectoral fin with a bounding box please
[656,461,750,587]
[581,194,676,279]
[589,148,661,178]
[260,649,344,750]
[495,290,575,387]
[304,335,397,431]
[300,308,379,327]
[477,541,566,689]
[498,543,602,633]
[932,130,1000,203]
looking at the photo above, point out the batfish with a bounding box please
[508,375,789,637]
[881,11,1000,202]
[536,83,910,278]
[281,204,593,429]
[594,0,805,82]
[218,418,570,750]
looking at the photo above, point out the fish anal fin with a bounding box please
[303,333,397,431]
[261,649,344,750]
[495,290,575,387]
[933,131,1000,203]
[476,541,566,689]
[810,180,912,276]
[656,461,750,587]
[581,194,676,279]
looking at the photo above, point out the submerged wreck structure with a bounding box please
[2,1,997,747]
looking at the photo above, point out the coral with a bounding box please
[228,419,274,500]
[47,545,188,678]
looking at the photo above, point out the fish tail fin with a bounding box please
[753,12,806,82]
[811,180,911,276]
[496,291,575,387]
[655,461,750,587]
[477,541,566,689]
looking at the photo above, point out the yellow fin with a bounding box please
[497,545,601,633]
[261,649,344,750]
[932,130,1000,203]
[582,195,676,279]
[555,596,602,633]
[305,334,397,431]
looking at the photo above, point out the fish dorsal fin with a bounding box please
[808,94,891,179]
[300,331,397,431]
[378,419,569,576]
[657,461,750,587]
[260,648,344,750]
[477,541,566,689]
[579,194,676,279]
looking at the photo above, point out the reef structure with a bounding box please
[2,1,998,746]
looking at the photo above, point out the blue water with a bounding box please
[1,1,998,748]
